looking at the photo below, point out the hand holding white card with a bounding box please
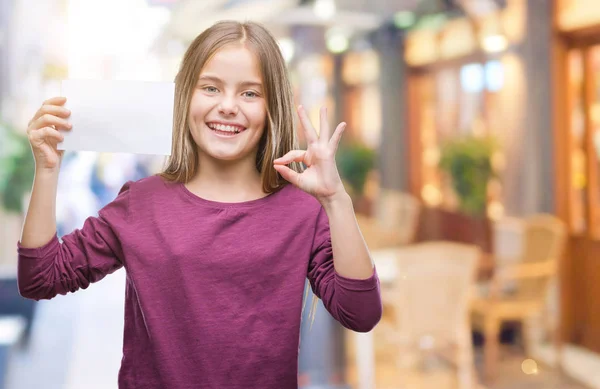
[59,80,174,155]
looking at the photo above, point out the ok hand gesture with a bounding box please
[273,106,347,205]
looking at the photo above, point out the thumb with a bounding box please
[274,164,301,187]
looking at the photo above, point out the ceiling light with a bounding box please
[482,34,508,53]
[326,34,348,54]
[314,0,336,20]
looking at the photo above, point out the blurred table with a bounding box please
[374,246,495,284]
[354,245,495,389]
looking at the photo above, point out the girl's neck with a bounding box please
[186,153,265,203]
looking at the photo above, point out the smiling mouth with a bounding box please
[207,122,246,136]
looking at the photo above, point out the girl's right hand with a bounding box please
[26,96,72,171]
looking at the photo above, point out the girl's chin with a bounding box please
[200,145,250,162]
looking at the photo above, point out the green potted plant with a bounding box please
[438,135,497,216]
[335,142,376,212]
[0,123,35,214]
[0,121,37,345]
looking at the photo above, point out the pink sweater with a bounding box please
[17,175,382,388]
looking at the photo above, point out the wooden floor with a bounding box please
[346,344,588,389]
[477,346,586,389]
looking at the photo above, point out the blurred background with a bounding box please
[0,0,599,388]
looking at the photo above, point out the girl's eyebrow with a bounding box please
[197,75,223,84]
[239,81,263,90]
[198,75,262,90]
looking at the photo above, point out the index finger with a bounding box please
[42,96,67,106]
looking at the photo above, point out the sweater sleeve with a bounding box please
[17,182,132,301]
[307,207,383,332]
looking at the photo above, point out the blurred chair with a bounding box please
[356,189,421,250]
[470,214,567,381]
[383,242,480,389]
[492,216,524,266]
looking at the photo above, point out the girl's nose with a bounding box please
[218,95,238,116]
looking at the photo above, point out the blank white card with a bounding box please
[58,79,175,155]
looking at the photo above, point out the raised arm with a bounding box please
[18,96,127,300]
[274,105,382,332]
[21,96,71,248]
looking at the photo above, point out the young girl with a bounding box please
[18,21,382,388]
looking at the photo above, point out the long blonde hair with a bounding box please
[161,21,319,323]
[161,20,303,192]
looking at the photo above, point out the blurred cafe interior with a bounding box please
[3,0,600,388]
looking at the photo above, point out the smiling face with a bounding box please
[188,44,267,164]
[162,21,300,190]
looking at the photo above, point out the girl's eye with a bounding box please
[204,86,218,93]
[243,91,257,98]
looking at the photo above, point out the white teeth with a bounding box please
[209,123,243,133]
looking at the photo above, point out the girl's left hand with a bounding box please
[273,105,347,204]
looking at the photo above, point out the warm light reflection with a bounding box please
[482,34,508,53]
[491,151,506,172]
[521,358,538,375]
[487,201,505,220]
[421,184,442,206]
[423,147,440,167]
